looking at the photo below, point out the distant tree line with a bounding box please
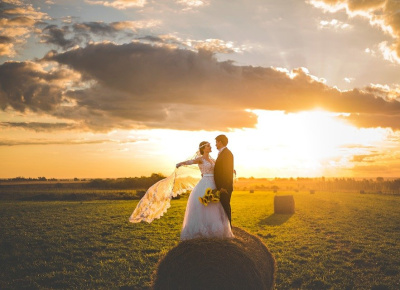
[85,173,165,189]
[2,177,84,182]
[237,177,400,194]
[1,174,166,190]
[3,177,56,181]
[4,175,400,194]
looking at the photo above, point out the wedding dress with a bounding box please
[129,156,233,241]
[180,157,233,240]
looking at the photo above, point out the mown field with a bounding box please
[1,190,399,289]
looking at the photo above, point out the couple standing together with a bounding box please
[176,134,234,240]
[129,134,235,241]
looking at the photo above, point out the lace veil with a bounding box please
[129,151,202,223]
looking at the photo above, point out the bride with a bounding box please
[176,141,233,240]
[129,141,233,241]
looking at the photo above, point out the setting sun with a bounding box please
[230,110,390,178]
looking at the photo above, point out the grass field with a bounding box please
[1,190,399,289]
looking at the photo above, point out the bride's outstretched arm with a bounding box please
[176,157,202,168]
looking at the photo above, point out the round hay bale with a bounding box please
[274,195,295,214]
[152,227,276,290]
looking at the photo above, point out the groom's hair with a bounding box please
[216,134,228,146]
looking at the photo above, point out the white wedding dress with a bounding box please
[180,157,233,240]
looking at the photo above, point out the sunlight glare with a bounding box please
[229,110,387,177]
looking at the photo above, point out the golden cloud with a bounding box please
[310,0,400,63]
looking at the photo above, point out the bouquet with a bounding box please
[199,187,221,206]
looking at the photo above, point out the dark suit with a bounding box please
[214,147,234,225]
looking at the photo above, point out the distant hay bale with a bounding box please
[360,190,365,194]
[310,190,315,194]
[249,189,254,193]
[152,227,276,290]
[274,195,295,214]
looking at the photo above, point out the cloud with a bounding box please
[136,34,246,54]
[41,25,79,50]
[73,20,159,35]
[0,121,78,132]
[318,19,351,30]
[0,38,14,57]
[351,153,380,163]
[342,113,400,130]
[185,38,247,54]
[176,0,209,11]
[85,0,147,9]
[0,60,80,112]
[2,41,400,132]
[0,138,141,146]
[344,77,354,83]
[309,0,400,63]
[0,0,49,56]
[40,20,160,50]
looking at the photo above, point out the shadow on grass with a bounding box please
[258,213,294,226]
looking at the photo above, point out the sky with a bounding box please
[1,0,400,179]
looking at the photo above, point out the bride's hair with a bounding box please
[199,141,209,155]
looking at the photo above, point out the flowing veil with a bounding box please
[129,152,202,223]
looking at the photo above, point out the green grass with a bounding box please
[0,187,140,201]
[1,191,399,289]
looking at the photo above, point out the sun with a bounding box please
[229,110,387,178]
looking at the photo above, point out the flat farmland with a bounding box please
[0,190,399,289]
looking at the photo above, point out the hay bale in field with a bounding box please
[310,190,315,194]
[249,189,254,193]
[152,227,276,290]
[360,190,365,194]
[274,195,295,214]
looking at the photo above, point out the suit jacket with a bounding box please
[214,148,234,193]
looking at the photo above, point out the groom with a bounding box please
[214,134,234,227]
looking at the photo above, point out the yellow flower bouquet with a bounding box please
[199,187,221,206]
